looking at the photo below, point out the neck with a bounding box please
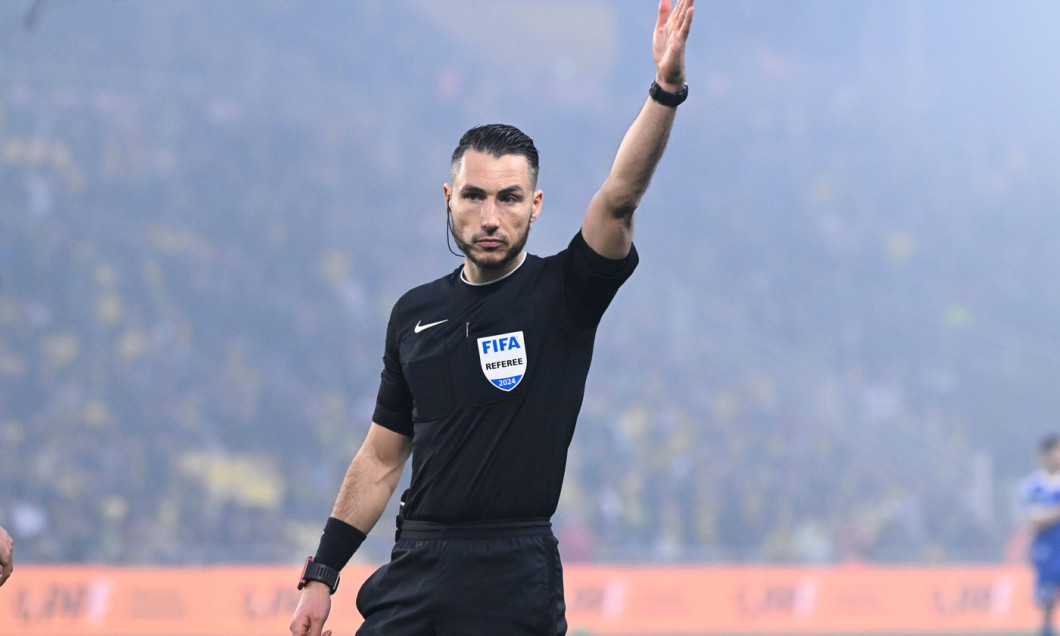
[462,251,527,285]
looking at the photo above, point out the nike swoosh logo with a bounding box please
[414,319,448,334]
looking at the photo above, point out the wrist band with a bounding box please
[312,517,367,571]
[649,80,688,107]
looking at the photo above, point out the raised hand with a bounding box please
[652,0,694,91]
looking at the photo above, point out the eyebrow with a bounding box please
[498,186,525,198]
[459,185,525,196]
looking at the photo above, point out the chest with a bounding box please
[1029,483,1060,506]
[397,282,563,419]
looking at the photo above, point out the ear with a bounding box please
[530,189,543,223]
[443,183,453,212]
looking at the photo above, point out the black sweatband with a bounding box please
[312,516,367,571]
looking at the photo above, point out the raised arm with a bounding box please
[582,0,694,259]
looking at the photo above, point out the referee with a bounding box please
[290,1,694,634]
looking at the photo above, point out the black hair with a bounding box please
[1041,435,1060,455]
[450,124,539,187]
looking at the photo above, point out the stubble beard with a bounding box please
[450,218,531,272]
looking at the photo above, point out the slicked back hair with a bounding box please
[450,124,540,188]
[1041,435,1060,456]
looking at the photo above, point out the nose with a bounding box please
[480,199,500,231]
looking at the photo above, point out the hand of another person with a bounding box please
[0,525,13,587]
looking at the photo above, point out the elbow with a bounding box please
[597,182,643,219]
[611,198,641,220]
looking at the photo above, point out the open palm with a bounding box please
[652,0,694,89]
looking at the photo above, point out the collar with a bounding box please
[460,252,527,287]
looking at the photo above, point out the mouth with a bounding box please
[475,238,506,250]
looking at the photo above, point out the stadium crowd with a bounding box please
[2,2,1057,565]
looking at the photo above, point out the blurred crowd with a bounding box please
[2,2,1060,565]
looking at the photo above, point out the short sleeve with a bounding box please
[371,306,414,437]
[562,230,639,330]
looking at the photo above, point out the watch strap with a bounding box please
[298,557,340,595]
[649,80,688,108]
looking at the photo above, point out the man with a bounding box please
[289,1,693,634]
[0,525,12,587]
[1021,436,1060,636]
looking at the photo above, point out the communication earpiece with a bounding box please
[445,198,462,258]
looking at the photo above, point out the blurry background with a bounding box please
[2,0,1060,568]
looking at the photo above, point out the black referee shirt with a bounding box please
[372,231,638,522]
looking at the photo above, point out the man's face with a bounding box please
[444,150,543,274]
[1044,446,1060,473]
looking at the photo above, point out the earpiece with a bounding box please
[445,200,462,258]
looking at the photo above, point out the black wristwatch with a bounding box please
[298,557,340,594]
[649,80,688,108]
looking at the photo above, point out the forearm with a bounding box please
[596,97,678,215]
[330,442,407,534]
[582,0,692,259]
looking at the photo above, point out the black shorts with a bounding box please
[355,519,567,635]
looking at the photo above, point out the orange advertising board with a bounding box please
[0,564,1041,635]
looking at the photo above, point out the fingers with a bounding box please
[656,0,672,31]
[666,0,694,47]
[678,2,694,42]
[290,614,311,636]
[667,0,687,28]
[657,0,693,51]
[0,566,11,587]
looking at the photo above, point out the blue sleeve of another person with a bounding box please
[1022,474,1060,566]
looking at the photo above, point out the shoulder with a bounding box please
[564,230,639,276]
[519,251,566,290]
[391,269,459,314]
[525,251,556,275]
